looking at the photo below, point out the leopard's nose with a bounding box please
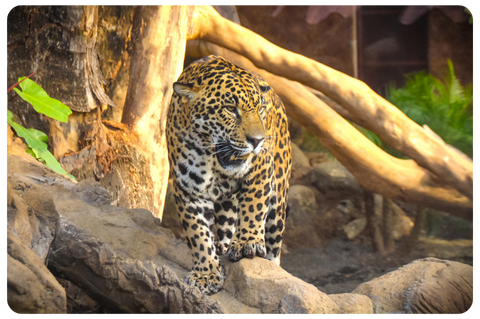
[246,135,265,149]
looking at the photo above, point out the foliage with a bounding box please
[356,126,382,148]
[13,76,72,122]
[385,59,473,158]
[8,77,75,180]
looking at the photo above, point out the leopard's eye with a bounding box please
[225,105,239,118]
[226,105,236,112]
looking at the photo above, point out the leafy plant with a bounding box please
[385,59,473,158]
[8,75,75,180]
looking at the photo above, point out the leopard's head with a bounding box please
[173,55,273,171]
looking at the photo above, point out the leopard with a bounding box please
[166,55,291,295]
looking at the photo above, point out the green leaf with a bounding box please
[8,119,48,152]
[7,109,14,123]
[13,77,72,122]
[26,147,38,159]
[8,114,74,179]
[38,149,71,177]
[27,128,48,143]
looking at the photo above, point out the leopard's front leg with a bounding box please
[225,172,270,262]
[173,185,224,295]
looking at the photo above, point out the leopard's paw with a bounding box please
[225,238,266,261]
[184,267,225,295]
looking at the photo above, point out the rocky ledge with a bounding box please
[7,136,473,314]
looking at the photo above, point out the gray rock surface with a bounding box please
[352,257,473,314]
[309,161,362,195]
[283,185,322,248]
[7,153,221,314]
[7,142,472,314]
[291,142,311,178]
[7,230,67,313]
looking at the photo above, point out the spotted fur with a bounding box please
[166,55,291,295]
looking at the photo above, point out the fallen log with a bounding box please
[186,40,472,221]
[187,5,472,200]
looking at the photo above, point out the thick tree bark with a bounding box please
[187,5,473,201]
[185,40,472,221]
[121,6,193,219]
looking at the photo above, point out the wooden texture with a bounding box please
[188,6,472,201]
[186,40,472,221]
[122,6,193,219]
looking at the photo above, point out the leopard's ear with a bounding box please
[259,84,271,93]
[173,82,197,99]
[173,82,199,104]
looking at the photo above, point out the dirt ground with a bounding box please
[280,236,473,294]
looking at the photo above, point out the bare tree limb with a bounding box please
[186,39,472,221]
[188,5,472,200]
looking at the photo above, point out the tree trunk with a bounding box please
[121,5,193,219]
[403,208,428,254]
[185,39,472,221]
[382,197,396,253]
[8,5,134,161]
[364,191,385,254]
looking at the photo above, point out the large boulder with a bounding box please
[7,152,221,314]
[352,257,472,314]
[8,137,471,314]
[6,151,342,314]
[223,257,341,314]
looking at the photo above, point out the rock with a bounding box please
[7,152,347,314]
[328,293,374,314]
[13,130,470,315]
[309,161,362,195]
[7,152,221,314]
[222,257,341,314]
[291,143,310,169]
[7,230,67,313]
[352,257,473,314]
[305,151,333,167]
[404,259,473,313]
[47,198,221,313]
[7,163,60,263]
[342,218,367,240]
[283,185,322,248]
[161,179,184,239]
[210,291,261,313]
[336,199,355,216]
[57,278,101,313]
[291,142,310,179]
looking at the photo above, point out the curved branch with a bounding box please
[186,40,472,221]
[188,5,472,200]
